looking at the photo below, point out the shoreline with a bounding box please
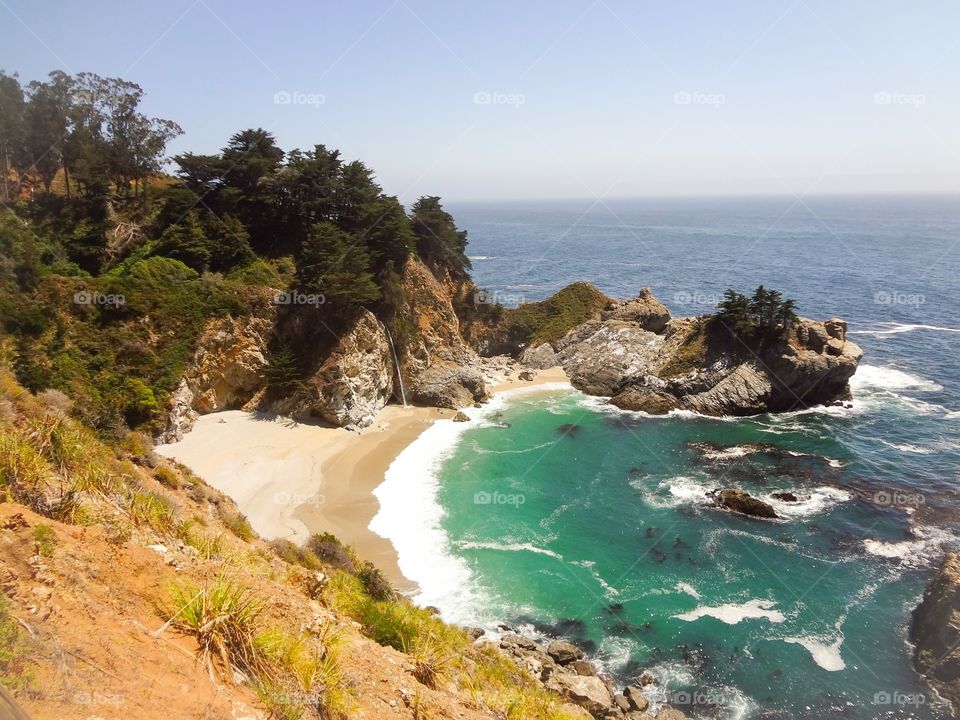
[156,366,571,592]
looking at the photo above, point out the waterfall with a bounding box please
[385,328,408,407]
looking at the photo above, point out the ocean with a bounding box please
[372,195,960,719]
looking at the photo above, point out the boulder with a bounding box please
[571,659,597,676]
[710,488,780,519]
[518,369,537,381]
[824,317,847,341]
[500,633,539,651]
[911,553,960,713]
[771,491,798,502]
[520,343,559,369]
[547,640,584,665]
[546,671,613,717]
[411,364,486,408]
[623,686,649,712]
[601,288,671,333]
[453,411,470,422]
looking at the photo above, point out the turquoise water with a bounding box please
[434,388,952,719]
[376,197,960,719]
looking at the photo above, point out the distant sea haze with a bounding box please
[374,194,960,719]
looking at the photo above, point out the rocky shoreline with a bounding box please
[464,626,687,719]
[520,288,863,417]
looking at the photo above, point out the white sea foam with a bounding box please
[784,635,845,671]
[848,322,960,337]
[634,475,713,509]
[674,598,786,624]
[880,440,934,454]
[862,526,956,568]
[456,541,564,560]
[675,581,701,599]
[763,486,852,518]
[850,364,942,393]
[468,255,495,260]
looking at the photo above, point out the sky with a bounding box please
[2,0,958,203]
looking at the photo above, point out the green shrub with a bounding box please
[31,523,56,557]
[154,465,181,489]
[306,533,356,572]
[219,506,255,542]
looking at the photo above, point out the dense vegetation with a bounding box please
[712,285,798,343]
[0,69,472,436]
[461,282,610,355]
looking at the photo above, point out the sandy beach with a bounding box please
[156,366,570,590]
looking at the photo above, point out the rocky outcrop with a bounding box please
[709,488,780,519]
[302,310,393,428]
[163,310,275,441]
[395,258,487,408]
[496,632,683,719]
[911,553,960,712]
[554,289,862,417]
[600,288,670,333]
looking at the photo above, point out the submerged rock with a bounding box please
[709,488,780,519]
[771,491,799,502]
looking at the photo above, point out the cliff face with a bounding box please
[394,257,487,408]
[163,257,487,437]
[523,288,862,416]
[912,553,960,712]
[163,309,276,441]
